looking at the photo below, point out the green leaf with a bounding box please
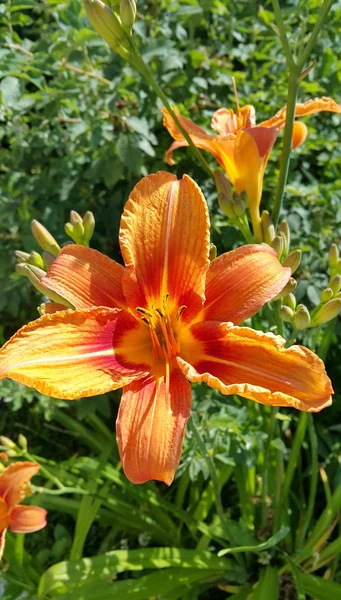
[116,134,142,174]
[250,567,279,600]
[301,574,341,600]
[0,76,21,108]
[218,525,290,556]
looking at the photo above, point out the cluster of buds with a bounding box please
[0,434,28,461]
[216,171,246,221]
[280,294,311,330]
[84,0,137,59]
[65,210,95,246]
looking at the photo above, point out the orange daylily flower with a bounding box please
[0,462,47,559]
[0,173,332,485]
[162,97,341,241]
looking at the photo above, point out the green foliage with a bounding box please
[1,0,341,599]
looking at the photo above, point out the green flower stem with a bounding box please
[271,0,295,69]
[24,451,64,490]
[299,0,334,68]
[187,416,234,544]
[260,406,277,528]
[296,415,318,547]
[130,45,215,180]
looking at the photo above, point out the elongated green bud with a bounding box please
[0,436,17,450]
[120,0,136,29]
[209,243,217,261]
[69,211,85,241]
[84,0,126,50]
[329,243,339,267]
[277,221,290,255]
[270,235,284,260]
[283,293,296,311]
[329,274,341,296]
[282,249,301,275]
[279,305,294,323]
[83,211,95,244]
[28,250,45,270]
[16,263,73,307]
[293,304,310,330]
[31,220,61,257]
[215,171,234,219]
[320,288,333,303]
[18,434,28,452]
[271,278,297,302]
[310,298,341,326]
[15,250,30,263]
[261,210,275,245]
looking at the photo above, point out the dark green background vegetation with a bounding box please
[1,0,341,598]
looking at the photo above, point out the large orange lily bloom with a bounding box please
[0,173,332,485]
[162,97,341,241]
[0,462,47,559]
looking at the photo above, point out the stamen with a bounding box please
[176,305,187,320]
[232,76,240,111]
[140,316,150,325]
[136,307,153,317]
[165,360,172,415]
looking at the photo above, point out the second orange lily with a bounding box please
[162,97,341,241]
[0,173,332,485]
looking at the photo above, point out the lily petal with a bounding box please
[0,528,7,561]
[201,245,290,324]
[211,105,256,135]
[41,245,126,310]
[0,462,39,511]
[0,498,9,531]
[179,322,333,412]
[292,121,308,149]
[9,505,47,534]
[260,96,341,129]
[116,369,192,485]
[120,172,210,321]
[0,308,151,399]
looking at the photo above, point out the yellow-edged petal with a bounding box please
[0,308,151,399]
[119,172,210,322]
[201,245,290,324]
[116,368,191,485]
[0,462,39,511]
[9,505,47,533]
[41,245,126,311]
[260,96,341,129]
[179,322,333,412]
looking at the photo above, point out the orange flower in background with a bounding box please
[0,462,47,559]
[0,173,333,485]
[162,96,341,241]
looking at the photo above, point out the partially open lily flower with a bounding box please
[0,462,47,559]
[0,172,332,485]
[162,97,341,241]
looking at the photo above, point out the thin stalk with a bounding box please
[187,416,234,544]
[271,70,300,227]
[297,415,318,547]
[24,451,64,490]
[260,407,277,528]
[271,0,296,68]
[298,0,334,67]
[130,46,215,180]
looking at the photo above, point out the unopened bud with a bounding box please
[329,274,341,296]
[279,306,294,323]
[83,211,95,244]
[293,304,311,330]
[283,293,296,312]
[277,221,290,255]
[31,220,61,257]
[15,250,30,263]
[320,288,333,303]
[209,244,217,261]
[271,278,297,302]
[270,235,284,260]
[84,0,126,51]
[282,249,301,274]
[28,251,45,270]
[233,197,246,217]
[261,210,275,245]
[120,0,136,29]
[0,436,17,450]
[329,244,339,268]
[310,298,341,326]
[16,263,73,307]
[18,434,27,452]
[0,452,8,462]
[215,172,235,219]
[42,251,56,269]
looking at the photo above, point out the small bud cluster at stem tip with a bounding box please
[84,0,136,58]
[65,210,95,246]
[120,0,136,30]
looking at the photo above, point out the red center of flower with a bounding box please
[136,295,186,363]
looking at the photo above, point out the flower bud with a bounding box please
[42,251,56,269]
[83,211,95,244]
[329,274,341,296]
[0,436,17,450]
[84,0,126,51]
[320,288,333,303]
[209,244,217,261]
[15,250,30,263]
[31,220,61,257]
[233,197,246,217]
[279,306,294,323]
[28,250,45,270]
[282,249,301,274]
[261,210,275,245]
[292,121,308,150]
[277,221,290,255]
[0,452,8,462]
[120,0,136,30]
[283,293,296,312]
[16,263,73,307]
[329,244,339,267]
[310,298,341,326]
[18,434,28,452]
[270,235,284,260]
[215,172,235,219]
[293,304,310,330]
[70,210,83,226]
[271,278,297,302]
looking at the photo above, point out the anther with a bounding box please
[176,305,187,320]
[136,307,153,317]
